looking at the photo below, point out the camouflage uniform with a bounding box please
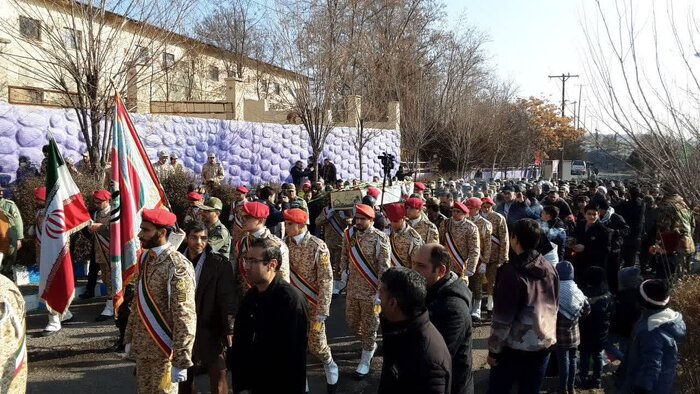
[340,226,390,351]
[201,162,225,185]
[228,200,247,247]
[31,207,46,264]
[0,198,23,275]
[285,231,334,363]
[125,246,197,394]
[0,275,26,394]
[439,218,480,285]
[182,205,200,227]
[207,219,231,259]
[93,207,112,296]
[484,211,509,295]
[408,215,440,244]
[153,162,174,180]
[389,221,424,268]
[315,208,347,281]
[468,214,492,316]
[230,228,290,312]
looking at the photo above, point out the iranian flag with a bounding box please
[39,138,91,314]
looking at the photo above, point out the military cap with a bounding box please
[283,208,308,224]
[242,201,269,219]
[354,204,375,219]
[201,197,223,211]
[384,203,405,222]
[405,197,424,210]
[453,201,468,214]
[465,197,482,209]
[142,208,177,228]
[187,191,203,201]
[93,189,111,202]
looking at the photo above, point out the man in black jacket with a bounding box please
[379,267,452,394]
[598,199,630,293]
[228,237,309,393]
[180,222,235,394]
[413,244,474,394]
[572,204,612,286]
[616,186,645,267]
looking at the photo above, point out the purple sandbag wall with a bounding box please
[0,102,400,186]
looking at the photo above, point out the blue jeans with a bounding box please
[557,348,577,391]
[579,348,604,381]
[488,348,551,394]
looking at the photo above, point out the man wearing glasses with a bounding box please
[228,237,309,394]
[438,200,481,287]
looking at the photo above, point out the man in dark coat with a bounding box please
[413,244,474,394]
[616,186,645,267]
[320,158,337,185]
[378,267,452,394]
[598,199,630,293]
[228,237,309,394]
[542,190,573,221]
[180,221,236,394]
[495,186,533,230]
[291,160,313,187]
[572,204,612,286]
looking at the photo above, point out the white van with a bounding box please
[571,160,587,175]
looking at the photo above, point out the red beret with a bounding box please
[465,197,482,209]
[283,208,308,224]
[414,182,426,191]
[453,201,468,214]
[235,186,249,194]
[93,189,111,202]
[302,181,312,189]
[142,208,177,227]
[405,197,424,210]
[34,186,47,202]
[481,197,496,206]
[242,201,269,219]
[384,203,405,222]
[366,187,380,199]
[355,204,375,219]
[187,191,203,201]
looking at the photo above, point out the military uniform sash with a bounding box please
[389,236,407,267]
[236,237,252,289]
[491,234,501,246]
[290,267,319,307]
[345,227,379,290]
[135,252,173,358]
[324,207,344,237]
[12,334,26,381]
[445,221,466,274]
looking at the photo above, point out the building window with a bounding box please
[19,16,41,40]
[27,88,44,104]
[209,66,219,81]
[135,45,149,65]
[63,28,82,50]
[162,52,174,69]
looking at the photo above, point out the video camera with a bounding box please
[378,152,395,172]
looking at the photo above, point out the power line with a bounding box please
[548,72,579,179]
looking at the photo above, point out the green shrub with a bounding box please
[672,274,700,392]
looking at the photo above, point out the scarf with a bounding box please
[559,279,587,320]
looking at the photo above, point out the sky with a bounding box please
[444,0,700,130]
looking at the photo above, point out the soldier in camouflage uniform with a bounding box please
[125,209,196,394]
[0,273,26,394]
[283,183,309,213]
[230,201,290,313]
[315,200,350,295]
[227,186,249,247]
[182,192,203,227]
[0,186,23,277]
[439,201,480,286]
[201,153,225,190]
[405,197,440,244]
[385,203,424,268]
[153,150,174,180]
[199,197,231,259]
[466,197,492,321]
[480,197,509,312]
[28,187,47,265]
[340,204,390,379]
[88,189,114,321]
[654,188,696,276]
[284,208,339,392]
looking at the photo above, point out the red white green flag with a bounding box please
[39,138,91,314]
[110,92,169,314]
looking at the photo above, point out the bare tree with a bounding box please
[583,0,700,200]
[0,0,197,170]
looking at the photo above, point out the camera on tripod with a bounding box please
[378,152,395,173]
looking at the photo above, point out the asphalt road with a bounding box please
[25,294,609,393]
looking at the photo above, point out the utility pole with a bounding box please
[548,73,579,179]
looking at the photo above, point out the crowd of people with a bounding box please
[0,154,694,394]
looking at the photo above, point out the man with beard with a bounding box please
[496,186,533,230]
[125,209,196,394]
[340,204,391,379]
[439,192,454,219]
[183,192,204,227]
[179,221,235,394]
[598,199,630,293]
[405,197,439,244]
[228,237,309,393]
[199,197,231,259]
[385,203,424,268]
[425,197,447,229]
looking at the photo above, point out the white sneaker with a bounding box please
[486,295,494,311]
[44,312,62,333]
[471,299,482,319]
[100,299,114,317]
[60,309,73,322]
[324,358,339,385]
[332,280,341,295]
[355,343,377,377]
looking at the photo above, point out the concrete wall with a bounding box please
[0,102,401,186]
